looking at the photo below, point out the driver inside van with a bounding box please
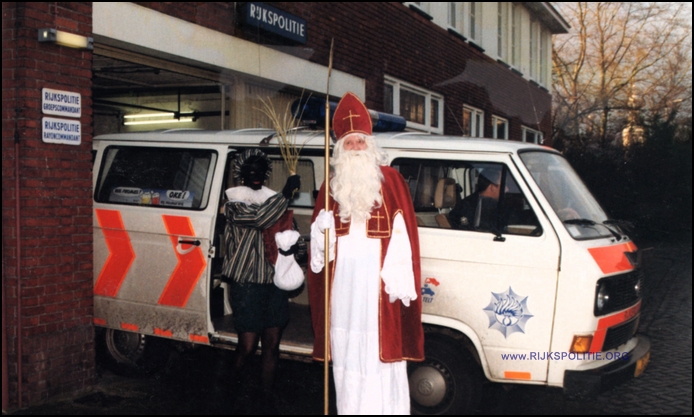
[448,168,502,231]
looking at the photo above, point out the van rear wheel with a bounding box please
[97,328,170,376]
[409,338,481,415]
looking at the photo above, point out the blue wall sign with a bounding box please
[240,2,307,44]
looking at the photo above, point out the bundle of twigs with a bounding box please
[257,95,310,175]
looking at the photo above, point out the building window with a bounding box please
[463,105,484,137]
[431,99,440,129]
[522,126,543,144]
[384,83,394,114]
[497,3,509,60]
[448,2,457,28]
[540,30,549,86]
[492,116,508,139]
[468,2,479,41]
[511,3,521,68]
[385,76,443,134]
[401,89,426,125]
[530,19,540,80]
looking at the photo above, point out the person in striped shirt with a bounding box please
[221,148,304,401]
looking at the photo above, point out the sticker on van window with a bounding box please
[483,287,534,338]
[421,277,440,303]
[109,187,194,208]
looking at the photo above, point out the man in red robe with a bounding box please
[308,92,424,414]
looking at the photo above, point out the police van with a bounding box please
[92,120,650,414]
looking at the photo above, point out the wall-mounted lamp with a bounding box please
[123,112,196,126]
[38,28,93,50]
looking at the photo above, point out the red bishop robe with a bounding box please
[308,166,425,362]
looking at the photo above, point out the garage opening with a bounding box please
[93,45,303,136]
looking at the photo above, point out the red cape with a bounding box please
[308,166,424,362]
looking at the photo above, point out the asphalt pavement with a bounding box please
[6,234,692,415]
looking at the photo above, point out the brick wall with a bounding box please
[2,2,94,409]
[137,2,552,141]
[134,2,237,36]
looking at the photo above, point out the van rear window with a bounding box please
[95,146,217,210]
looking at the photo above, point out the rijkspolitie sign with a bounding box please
[41,87,81,145]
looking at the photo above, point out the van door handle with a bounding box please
[177,238,201,255]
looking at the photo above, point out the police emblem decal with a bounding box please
[483,287,533,338]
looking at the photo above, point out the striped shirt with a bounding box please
[221,191,289,284]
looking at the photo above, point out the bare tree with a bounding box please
[552,2,692,149]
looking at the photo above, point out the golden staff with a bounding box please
[323,37,334,416]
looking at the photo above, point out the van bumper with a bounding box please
[563,335,651,397]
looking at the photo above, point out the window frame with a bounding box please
[492,115,509,140]
[467,2,480,42]
[540,29,550,86]
[522,126,543,144]
[529,18,540,81]
[384,75,444,134]
[448,2,459,29]
[497,2,509,61]
[511,3,521,68]
[462,105,485,138]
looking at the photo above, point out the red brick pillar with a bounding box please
[2,2,95,409]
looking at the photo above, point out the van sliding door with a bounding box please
[93,144,223,344]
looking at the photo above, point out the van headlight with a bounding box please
[634,277,642,298]
[596,283,610,312]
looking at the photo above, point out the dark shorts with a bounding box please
[229,282,289,333]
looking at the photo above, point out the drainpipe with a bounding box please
[14,136,23,410]
[2,262,8,411]
[13,3,24,408]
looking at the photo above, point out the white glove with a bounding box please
[310,210,336,273]
[315,209,334,232]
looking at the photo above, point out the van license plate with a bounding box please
[634,351,650,377]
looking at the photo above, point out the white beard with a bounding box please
[330,137,385,224]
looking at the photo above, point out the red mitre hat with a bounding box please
[332,92,372,140]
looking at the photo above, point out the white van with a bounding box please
[92,127,650,414]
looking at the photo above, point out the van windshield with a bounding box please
[519,151,613,240]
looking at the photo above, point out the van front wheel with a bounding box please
[97,328,170,376]
[409,338,480,415]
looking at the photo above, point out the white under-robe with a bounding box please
[317,213,416,415]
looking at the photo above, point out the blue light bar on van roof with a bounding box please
[291,97,407,133]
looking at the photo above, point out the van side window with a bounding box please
[95,146,217,210]
[391,158,541,236]
[266,158,316,208]
[221,152,316,239]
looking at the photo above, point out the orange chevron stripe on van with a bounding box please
[158,215,207,308]
[590,300,641,352]
[94,209,136,297]
[588,241,638,275]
